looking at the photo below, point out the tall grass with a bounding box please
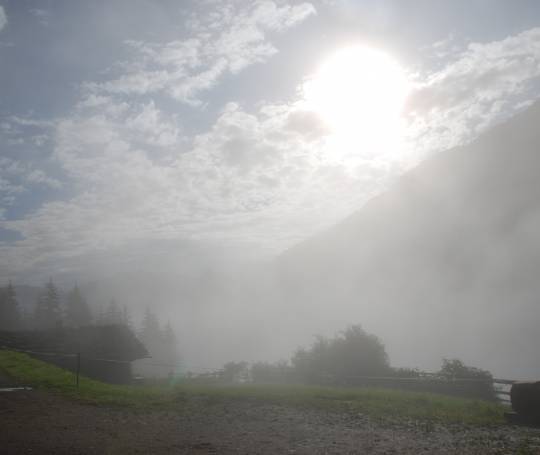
[0,349,507,425]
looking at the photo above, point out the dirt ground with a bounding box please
[1,388,540,454]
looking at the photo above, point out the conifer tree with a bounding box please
[136,309,180,377]
[121,304,132,328]
[65,285,92,327]
[105,298,123,325]
[162,321,178,366]
[95,302,105,326]
[34,278,62,329]
[140,307,161,346]
[0,281,21,330]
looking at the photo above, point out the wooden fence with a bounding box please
[0,344,519,404]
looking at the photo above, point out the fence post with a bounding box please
[76,352,80,388]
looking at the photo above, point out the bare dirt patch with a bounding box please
[1,389,540,454]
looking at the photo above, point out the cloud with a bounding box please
[24,169,62,189]
[1,116,55,149]
[4,18,540,282]
[1,94,386,279]
[53,98,354,240]
[29,8,52,26]
[0,116,60,213]
[0,155,62,214]
[0,6,6,32]
[86,1,316,105]
[406,27,540,158]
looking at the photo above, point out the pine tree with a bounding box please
[0,281,21,330]
[105,298,122,325]
[34,278,62,329]
[140,307,161,346]
[65,285,92,327]
[163,322,176,345]
[162,322,178,366]
[95,302,105,326]
[121,304,132,328]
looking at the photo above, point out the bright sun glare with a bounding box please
[304,45,410,158]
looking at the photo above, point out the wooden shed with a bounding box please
[0,325,148,384]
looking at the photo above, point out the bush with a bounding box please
[291,325,390,385]
[219,361,249,383]
[438,358,492,380]
[435,358,496,401]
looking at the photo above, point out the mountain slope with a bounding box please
[276,102,540,378]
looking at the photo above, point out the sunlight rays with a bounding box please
[303,45,410,160]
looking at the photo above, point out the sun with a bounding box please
[303,45,410,158]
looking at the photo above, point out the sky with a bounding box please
[2,0,540,284]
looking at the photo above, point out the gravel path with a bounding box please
[1,389,540,454]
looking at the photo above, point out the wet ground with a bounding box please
[0,370,31,393]
[0,369,13,387]
[1,387,540,454]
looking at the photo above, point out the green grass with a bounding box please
[0,350,171,407]
[0,349,507,425]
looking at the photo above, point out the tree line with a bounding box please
[0,280,178,375]
[0,279,130,330]
[218,325,497,401]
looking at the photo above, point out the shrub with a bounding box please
[436,358,496,401]
[291,325,390,385]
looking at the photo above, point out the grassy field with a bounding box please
[0,349,507,425]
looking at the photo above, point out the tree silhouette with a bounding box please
[34,278,62,329]
[135,309,179,378]
[140,307,161,346]
[121,304,132,328]
[65,285,92,327]
[104,298,123,325]
[291,325,390,384]
[0,281,21,330]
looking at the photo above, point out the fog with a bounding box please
[4,102,535,380]
[56,102,536,380]
[3,1,540,382]
[277,102,540,380]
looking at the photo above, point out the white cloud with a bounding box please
[0,175,23,198]
[1,94,388,278]
[0,116,60,211]
[0,115,55,150]
[4,19,540,281]
[0,6,7,32]
[0,156,62,206]
[29,8,52,26]
[406,28,540,158]
[88,1,316,104]
[24,169,62,189]
[0,169,24,213]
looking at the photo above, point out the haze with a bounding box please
[2,0,540,379]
